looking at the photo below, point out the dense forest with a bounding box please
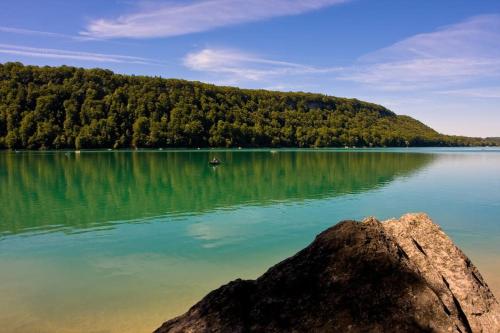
[486,137,500,145]
[0,62,496,149]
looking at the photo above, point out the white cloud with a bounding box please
[0,43,164,65]
[183,48,341,83]
[0,26,95,41]
[343,58,500,91]
[82,0,350,39]
[342,14,500,91]
[437,87,500,99]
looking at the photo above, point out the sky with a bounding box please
[0,0,499,137]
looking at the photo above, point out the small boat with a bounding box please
[209,158,221,165]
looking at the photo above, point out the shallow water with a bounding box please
[0,148,499,333]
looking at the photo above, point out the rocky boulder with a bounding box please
[155,213,500,333]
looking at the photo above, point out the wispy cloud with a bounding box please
[341,14,500,91]
[0,26,95,41]
[183,15,500,92]
[437,87,500,99]
[82,0,350,39]
[0,43,165,65]
[183,48,341,83]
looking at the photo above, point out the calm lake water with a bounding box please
[1,148,499,333]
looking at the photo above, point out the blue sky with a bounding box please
[1,0,499,137]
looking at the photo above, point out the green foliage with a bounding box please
[485,137,500,145]
[0,62,495,149]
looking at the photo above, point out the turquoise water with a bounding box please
[0,148,499,332]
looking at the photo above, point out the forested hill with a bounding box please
[0,62,495,149]
[486,137,500,145]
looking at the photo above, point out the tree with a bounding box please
[132,116,150,147]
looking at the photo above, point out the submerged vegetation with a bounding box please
[0,62,495,149]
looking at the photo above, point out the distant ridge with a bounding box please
[0,62,496,149]
[486,137,500,145]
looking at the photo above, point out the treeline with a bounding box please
[0,62,495,149]
[486,137,500,145]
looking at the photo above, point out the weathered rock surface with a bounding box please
[155,213,500,333]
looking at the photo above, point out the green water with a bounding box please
[1,149,499,333]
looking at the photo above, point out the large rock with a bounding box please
[155,213,500,333]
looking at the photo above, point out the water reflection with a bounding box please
[1,150,498,333]
[0,150,435,236]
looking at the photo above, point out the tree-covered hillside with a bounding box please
[486,137,500,145]
[0,62,495,149]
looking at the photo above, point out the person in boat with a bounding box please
[210,157,221,165]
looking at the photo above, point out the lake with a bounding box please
[1,148,499,333]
